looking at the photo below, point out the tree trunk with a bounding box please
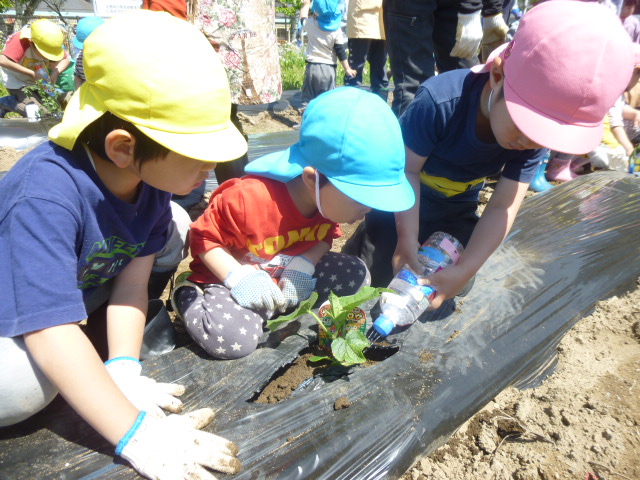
[13,0,42,32]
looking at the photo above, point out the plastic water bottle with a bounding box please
[370,232,464,339]
[34,66,62,97]
[630,145,640,176]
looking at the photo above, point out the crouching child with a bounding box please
[172,87,415,360]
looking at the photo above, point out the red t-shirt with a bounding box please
[2,33,31,63]
[189,175,342,284]
[142,0,187,20]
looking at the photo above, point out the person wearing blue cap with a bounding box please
[299,0,356,112]
[73,16,105,89]
[171,87,415,360]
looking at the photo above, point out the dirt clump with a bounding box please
[333,396,351,410]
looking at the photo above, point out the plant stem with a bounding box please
[311,312,331,336]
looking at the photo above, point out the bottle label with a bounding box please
[418,246,446,265]
[396,268,436,299]
[439,238,461,263]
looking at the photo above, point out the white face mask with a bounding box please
[315,169,327,218]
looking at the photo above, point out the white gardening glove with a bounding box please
[481,13,509,62]
[450,11,483,60]
[105,356,185,418]
[117,409,241,480]
[224,264,287,316]
[278,256,317,309]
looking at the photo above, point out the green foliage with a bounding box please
[278,42,374,91]
[0,0,12,13]
[275,0,303,19]
[279,43,307,90]
[267,286,391,366]
[23,80,63,118]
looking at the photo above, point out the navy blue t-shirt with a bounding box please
[400,69,546,202]
[0,141,172,337]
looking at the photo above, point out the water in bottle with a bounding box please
[369,232,463,341]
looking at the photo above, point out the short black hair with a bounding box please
[78,111,170,163]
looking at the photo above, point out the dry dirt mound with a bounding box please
[401,284,640,480]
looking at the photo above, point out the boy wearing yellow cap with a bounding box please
[0,19,70,117]
[0,11,245,479]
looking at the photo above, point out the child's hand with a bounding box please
[278,256,317,308]
[117,408,241,480]
[392,237,422,277]
[418,265,471,309]
[345,67,357,79]
[105,357,185,418]
[224,265,287,315]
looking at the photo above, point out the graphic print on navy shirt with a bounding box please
[79,236,147,288]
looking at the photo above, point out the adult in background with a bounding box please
[344,0,389,102]
[382,0,507,116]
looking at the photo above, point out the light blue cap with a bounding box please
[245,87,415,213]
[312,0,342,31]
[73,16,105,50]
[373,314,395,337]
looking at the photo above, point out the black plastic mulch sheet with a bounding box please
[1,171,639,479]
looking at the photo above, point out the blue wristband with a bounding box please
[105,356,141,366]
[115,411,146,455]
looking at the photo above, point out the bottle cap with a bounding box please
[373,314,395,337]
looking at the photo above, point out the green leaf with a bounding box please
[338,286,393,313]
[327,290,343,323]
[308,355,331,363]
[330,337,348,363]
[344,329,370,351]
[330,330,369,366]
[266,291,319,331]
[328,286,392,334]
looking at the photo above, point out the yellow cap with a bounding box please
[49,10,247,163]
[27,19,65,61]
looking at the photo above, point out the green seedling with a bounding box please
[267,286,391,366]
[23,80,63,118]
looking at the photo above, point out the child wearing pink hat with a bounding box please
[345,0,635,306]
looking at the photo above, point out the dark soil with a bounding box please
[254,351,332,404]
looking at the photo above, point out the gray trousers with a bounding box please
[300,62,336,109]
[175,252,371,360]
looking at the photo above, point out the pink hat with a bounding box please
[472,0,634,154]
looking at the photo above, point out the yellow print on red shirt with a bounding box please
[246,223,333,257]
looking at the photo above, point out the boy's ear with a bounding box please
[104,129,136,168]
[301,166,317,190]
[489,56,505,90]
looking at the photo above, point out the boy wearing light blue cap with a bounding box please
[172,87,414,360]
[73,16,105,88]
[300,0,356,111]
